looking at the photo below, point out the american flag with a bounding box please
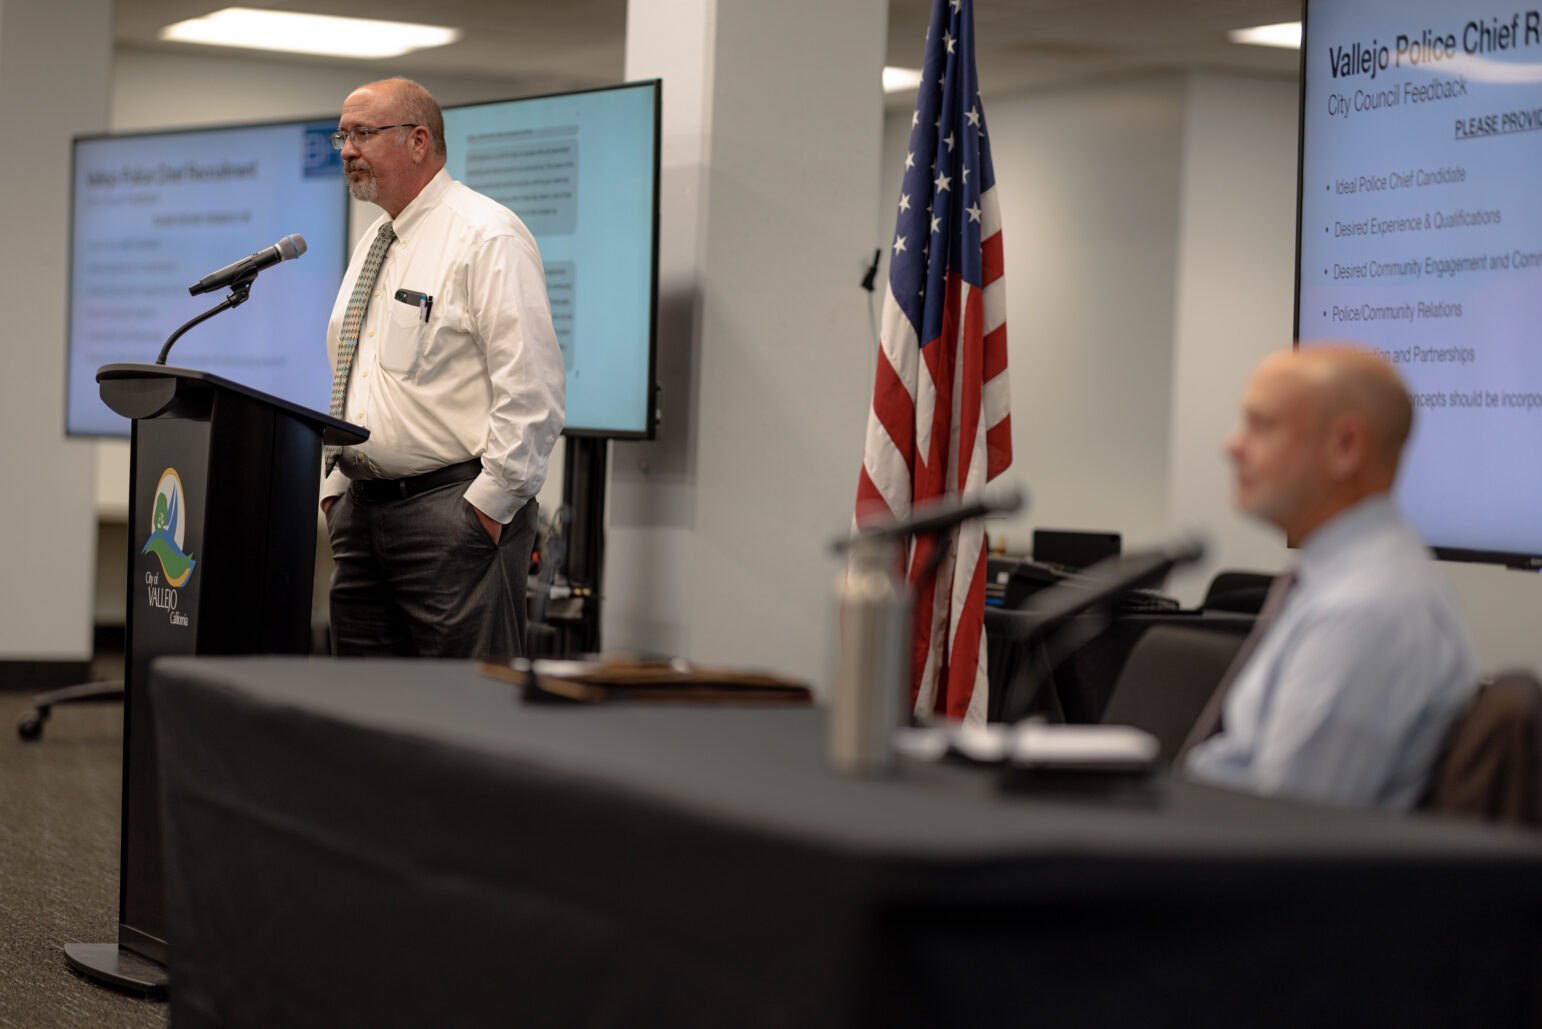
[855,0,1010,726]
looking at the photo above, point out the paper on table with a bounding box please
[482,656,812,706]
[895,721,1158,772]
[1011,723,1158,769]
[894,723,1011,763]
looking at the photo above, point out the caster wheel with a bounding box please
[16,711,43,741]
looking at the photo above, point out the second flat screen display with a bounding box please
[443,81,658,438]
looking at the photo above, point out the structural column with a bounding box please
[0,0,113,661]
[608,0,889,684]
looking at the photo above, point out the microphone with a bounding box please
[836,487,1028,552]
[859,248,880,292]
[188,234,307,296]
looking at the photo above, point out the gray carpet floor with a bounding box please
[0,691,168,1027]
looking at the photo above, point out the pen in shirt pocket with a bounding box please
[394,288,433,323]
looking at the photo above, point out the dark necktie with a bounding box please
[1178,570,1298,760]
[324,222,396,475]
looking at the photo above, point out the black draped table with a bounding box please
[151,658,1542,1027]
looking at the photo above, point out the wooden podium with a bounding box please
[67,364,365,994]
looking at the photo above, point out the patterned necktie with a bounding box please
[324,222,396,475]
[1178,570,1299,760]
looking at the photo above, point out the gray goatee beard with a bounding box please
[347,170,378,203]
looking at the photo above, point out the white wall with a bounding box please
[0,0,113,660]
[609,0,888,683]
[1445,563,1542,674]
[1165,73,1542,675]
[605,0,715,659]
[876,77,1186,557]
[109,49,557,132]
[1165,73,1299,603]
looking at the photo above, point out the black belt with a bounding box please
[349,459,481,504]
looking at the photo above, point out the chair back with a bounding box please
[1201,570,1275,614]
[1422,671,1542,828]
[1099,623,1250,765]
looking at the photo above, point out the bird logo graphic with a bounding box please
[142,468,196,588]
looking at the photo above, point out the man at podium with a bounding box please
[318,77,566,658]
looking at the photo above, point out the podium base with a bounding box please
[63,942,168,997]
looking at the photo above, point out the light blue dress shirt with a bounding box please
[1185,496,1478,809]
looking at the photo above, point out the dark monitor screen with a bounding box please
[1032,529,1122,569]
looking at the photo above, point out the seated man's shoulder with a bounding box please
[1290,543,1475,699]
[1301,583,1461,649]
[1311,559,1463,636]
[1322,523,1459,612]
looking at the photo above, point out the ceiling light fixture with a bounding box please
[883,66,924,93]
[1228,22,1303,49]
[159,8,461,59]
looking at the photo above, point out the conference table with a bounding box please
[150,657,1542,1027]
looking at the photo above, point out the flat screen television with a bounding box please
[66,116,349,437]
[442,80,660,438]
[1296,0,1542,567]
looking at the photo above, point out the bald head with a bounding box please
[337,78,446,217]
[352,78,446,160]
[1262,346,1413,473]
[1227,344,1414,542]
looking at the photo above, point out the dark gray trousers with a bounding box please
[326,482,536,659]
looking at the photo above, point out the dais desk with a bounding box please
[152,657,1542,1027]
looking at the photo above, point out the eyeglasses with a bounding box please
[329,124,419,150]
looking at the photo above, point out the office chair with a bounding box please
[1201,570,1275,615]
[1098,622,1251,765]
[16,679,124,741]
[1421,670,1542,828]
[985,613,1065,724]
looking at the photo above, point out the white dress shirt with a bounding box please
[322,168,566,524]
[1185,495,1478,809]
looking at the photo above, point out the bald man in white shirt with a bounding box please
[320,78,565,658]
[1183,345,1477,808]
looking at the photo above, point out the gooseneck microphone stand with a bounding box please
[156,278,254,365]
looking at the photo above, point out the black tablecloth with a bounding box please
[151,658,1542,1028]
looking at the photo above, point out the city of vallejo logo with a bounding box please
[142,468,196,589]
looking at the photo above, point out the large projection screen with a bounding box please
[1298,0,1542,567]
[67,117,348,437]
[1295,0,1542,567]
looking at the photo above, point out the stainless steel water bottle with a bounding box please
[829,534,913,774]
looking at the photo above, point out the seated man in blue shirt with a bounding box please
[1183,345,1477,808]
